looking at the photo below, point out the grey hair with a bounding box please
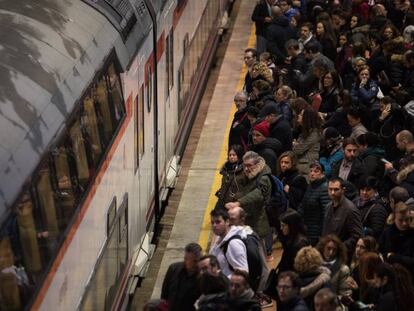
[243,151,261,164]
[234,91,247,101]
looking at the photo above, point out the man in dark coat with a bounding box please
[266,6,293,64]
[228,92,250,152]
[331,137,365,200]
[161,243,202,311]
[298,162,330,245]
[249,120,282,175]
[323,178,363,254]
[277,271,309,311]
[261,104,293,153]
[251,0,276,56]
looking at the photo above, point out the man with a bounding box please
[243,48,257,94]
[228,91,250,151]
[198,254,230,291]
[298,22,320,52]
[298,162,330,245]
[384,130,414,172]
[279,0,299,22]
[251,0,276,56]
[379,202,414,277]
[331,137,365,199]
[261,104,292,153]
[266,6,293,64]
[249,120,281,175]
[277,271,308,311]
[314,288,341,311]
[285,39,308,92]
[228,206,247,226]
[225,151,271,240]
[323,178,363,253]
[347,108,368,140]
[209,209,248,278]
[274,85,294,123]
[229,269,262,310]
[161,243,202,311]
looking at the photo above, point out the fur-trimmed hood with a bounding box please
[397,164,414,183]
[246,156,267,179]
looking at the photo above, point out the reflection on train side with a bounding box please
[0,60,125,310]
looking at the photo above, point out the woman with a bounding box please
[356,177,387,239]
[293,107,322,176]
[355,252,383,304]
[350,65,380,114]
[277,210,309,273]
[315,20,337,61]
[381,23,400,43]
[316,234,352,297]
[348,14,370,44]
[294,246,331,308]
[215,145,245,210]
[277,151,307,210]
[318,70,341,117]
[371,263,400,311]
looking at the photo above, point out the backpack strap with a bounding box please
[220,235,242,271]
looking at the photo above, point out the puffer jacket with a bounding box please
[293,129,321,176]
[299,266,331,307]
[250,137,282,175]
[215,161,244,209]
[298,177,330,245]
[323,259,352,296]
[279,169,308,210]
[350,79,379,110]
[234,158,271,238]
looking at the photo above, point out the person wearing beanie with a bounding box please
[249,120,282,175]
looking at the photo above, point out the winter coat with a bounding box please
[251,1,272,37]
[298,177,330,245]
[269,116,293,153]
[396,164,414,198]
[323,259,352,296]
[367,49,387,80]
[380,224,414,277]
[331,157,366,190]
[278,235,309,272]
[318,37,336,62]
[293,129,321,176]
[279,170,308,210]
[299,266,331,307]
[229,107,250,152]
[234,159,272,238]
[215,161,244,209]
[387,53,405,87]
[375,284,398,311]
[319,145,344,178]
[319,87,339,114]
[278,296,309,311]
[266,16,292,63]
[323,109,352,138]
[357,197,387,239]
[209,225,249,278]
[323,197,364,253]
[358,146,386,181]
[250,137,282,175]
[372,111,404,160]
[161,262,200,311]
[350,79,379,110]
[276,101,293,124]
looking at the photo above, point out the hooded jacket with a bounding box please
[357,196,387,239]
[215,161,244,209]
[266,16,292,63]
[210,225,249,278]
[358,146,386,181]
[250,137,282,175]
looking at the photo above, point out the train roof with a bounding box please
[0,0,120,217]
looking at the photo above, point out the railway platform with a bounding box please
[131,0,281,309]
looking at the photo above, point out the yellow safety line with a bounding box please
[198,24,256,251]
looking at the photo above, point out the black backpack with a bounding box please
[221,233,264,291]
[257,173,289,227]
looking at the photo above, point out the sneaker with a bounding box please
[258,295,273,308]
[266,255,274,262]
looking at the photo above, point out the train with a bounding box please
[0,0,231,310]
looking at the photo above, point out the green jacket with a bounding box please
[236,158,271,238]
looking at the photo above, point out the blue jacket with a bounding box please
[319,148,344,178]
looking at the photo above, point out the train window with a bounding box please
[79,194,128,310]
[51,145,77,230]
[165,29,174,97]
[146,65,152,112]
[107,64,125,125]
[134,95,139,172]
[69,120,90,187]
[165,34,170,98]
[81,97,103,168]
[139,85,145,157]
[95,78,114,147]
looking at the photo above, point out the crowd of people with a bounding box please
[145,0,414,310]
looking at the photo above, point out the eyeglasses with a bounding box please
[277,285,293,290]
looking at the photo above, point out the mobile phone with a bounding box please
[381,158,391,164]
